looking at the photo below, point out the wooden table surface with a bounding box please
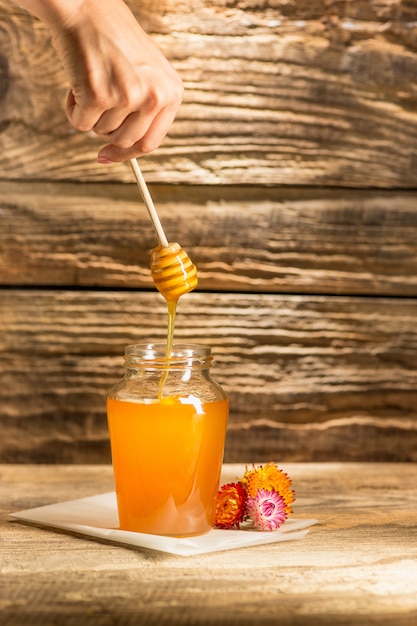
[1,463,417,626]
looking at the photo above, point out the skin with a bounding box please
[12,0,184,162]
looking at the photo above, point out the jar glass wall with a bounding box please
[107,344,228,537]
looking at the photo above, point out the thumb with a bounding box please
[65,89,78,126]
[65,89,98,132]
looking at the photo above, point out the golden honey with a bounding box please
[150,242,198,303]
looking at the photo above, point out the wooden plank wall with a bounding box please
[1,0,417,463]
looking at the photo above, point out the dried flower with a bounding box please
[246,489,287,531]
[214,482,247,529]
[241,462,295,514]
[214,463,295,532]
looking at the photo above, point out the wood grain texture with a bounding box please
[1,463,417,625]
[1,289,417,463]
[2,181,417,296]
[1,1,417,185]
[1,0,417,465]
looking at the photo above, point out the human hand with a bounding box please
[15,0,183,162]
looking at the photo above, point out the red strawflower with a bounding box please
[214,482,247,529]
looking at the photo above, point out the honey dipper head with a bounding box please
[150,242,198,302]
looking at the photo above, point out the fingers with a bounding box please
[93,71,176,146]
[97,98,181,162]
[95,110,156,150]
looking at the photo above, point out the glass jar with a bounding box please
[107,343,228,537]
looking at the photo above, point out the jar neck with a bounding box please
[124,344,213,372]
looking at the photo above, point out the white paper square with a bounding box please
[9,492,318,556]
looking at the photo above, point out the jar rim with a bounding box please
[124,343,213,369]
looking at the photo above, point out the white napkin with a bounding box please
[9,492,318,556]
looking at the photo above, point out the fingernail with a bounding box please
[97,156,113,164]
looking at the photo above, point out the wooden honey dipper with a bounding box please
[129,159,198,302]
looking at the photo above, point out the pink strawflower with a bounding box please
[246,488,287,531]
